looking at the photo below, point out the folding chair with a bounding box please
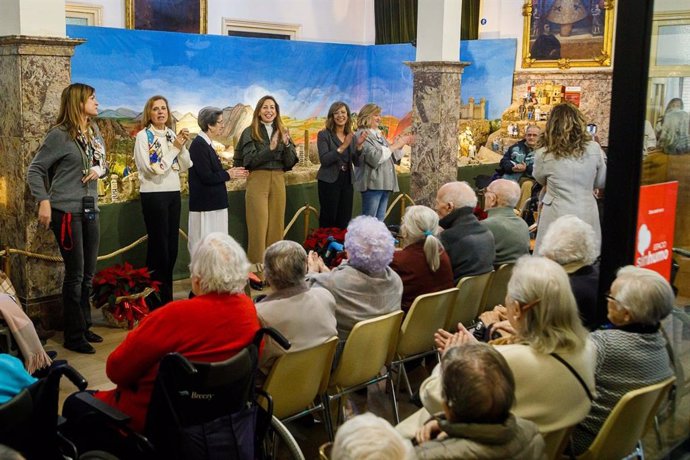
[446,271,493,331]
[481,263,514,313]
[323,310,404,439]
[391,288,458,398]
[576,376,676,460]
[260,336,338,439]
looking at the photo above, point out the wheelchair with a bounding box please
[0,360,87,460]
[59,327,305,460]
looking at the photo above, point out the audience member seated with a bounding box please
[390,206,454,313]
[481,179,530,265]
[500,125,540,208]
[414,343,545,459]
[256,240,337,375]
[571,266,674,455]
[0,294,52,374]
[84,233,261,432]
[397,256,595,438]
[307,215,402,340]
[434,181,495,282]
[538,215,600,329]
[332,413,414,460]
[0,354,36,403]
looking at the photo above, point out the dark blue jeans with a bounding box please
[361,190,389,221]
[50,209,99,347]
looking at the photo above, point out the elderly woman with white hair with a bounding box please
[397,256,595,439]
[570,266,674,455]
[88,233,260,433]
[332,413,414,460]
[187,106,248,255]
[256,240,337,375]
[307,215,403,340]
[538,214,600,329]
[390,205,454,312]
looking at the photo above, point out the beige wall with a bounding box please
[64,0,376,44]
[0,0,66,37]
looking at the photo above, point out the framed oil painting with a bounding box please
[522,0,615,69]
[125,0,207,34]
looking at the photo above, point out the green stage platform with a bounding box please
[97,163,498,278]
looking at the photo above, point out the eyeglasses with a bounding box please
[605,292,627,309]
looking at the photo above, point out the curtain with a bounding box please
[375,0,480,44]
[375,0,418,44]
[462,0,480,40]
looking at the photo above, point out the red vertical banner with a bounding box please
[635,181,679,280]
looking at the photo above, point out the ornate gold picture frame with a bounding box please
[521,0,615,69]
[125,0,207,34]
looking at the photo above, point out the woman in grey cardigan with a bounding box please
[27,83,108,354]
[353,103,413,221]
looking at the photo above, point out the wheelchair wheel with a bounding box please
[264,415,305,460]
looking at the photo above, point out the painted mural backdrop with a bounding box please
[66,25,515,176]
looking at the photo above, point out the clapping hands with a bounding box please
[434,323,477,355]
[391,133,415,151]
[355,130,369,150]
[307,250,330,273]
[227,167,249,179]
[269,129,292,151]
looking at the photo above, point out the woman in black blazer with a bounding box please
[188,106,247,255]
[316,102,367,229]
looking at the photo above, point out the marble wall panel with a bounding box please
[409,62,468,207]
[0,55,22,138]
[20,55,71,137]
[513,71,613,146]
[0,37,81,312]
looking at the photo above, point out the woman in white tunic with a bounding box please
[533,102,606,254]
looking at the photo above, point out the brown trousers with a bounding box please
[245,169,286,263]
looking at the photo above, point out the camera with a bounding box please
[469,321,491,342]
[468,320,502,343]
[82,196,97,222]
[586,123,598,135]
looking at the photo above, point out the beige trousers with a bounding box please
[245,169,286,263]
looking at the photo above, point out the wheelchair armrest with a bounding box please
[68,392,131,425]
[62,365,88,391]
[255,327,291,351]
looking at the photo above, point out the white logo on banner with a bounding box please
[636,224,669,267]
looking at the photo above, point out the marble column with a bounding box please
[0,35,83,325]
[406,61,469,207]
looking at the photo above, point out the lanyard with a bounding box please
[60,212,74,251]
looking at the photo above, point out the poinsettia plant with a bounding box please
[92,262,160,310]
[92,263,160,329]
[304,227,347,268]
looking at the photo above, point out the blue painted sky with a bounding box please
[67,25,515,120]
